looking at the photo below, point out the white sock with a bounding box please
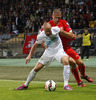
[24,69,36,86]
[64,80,68,87]
[63,65,70,87]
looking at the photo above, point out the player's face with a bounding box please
[52,13,61,25]
[44,28,52,36]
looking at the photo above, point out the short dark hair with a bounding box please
[84,27,88,30]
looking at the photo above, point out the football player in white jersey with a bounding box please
[16,22,74,90]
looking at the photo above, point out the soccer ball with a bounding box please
[45,80,56,91]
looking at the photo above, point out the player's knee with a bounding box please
[34,62,44,72]
[62,59,69,65]
[34,68,39,72]
[63,60,69,65]
[69,58,76,69]
[61,56,69,65]
[76,59,84,67]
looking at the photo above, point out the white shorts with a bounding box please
[38,48,68,65]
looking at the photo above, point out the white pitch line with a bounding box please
[0,79,96,85]
[0,79,73,84]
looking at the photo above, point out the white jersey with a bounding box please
[36,26,63,55]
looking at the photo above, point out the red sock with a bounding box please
[71,68,81,85]
[78,65,86,77]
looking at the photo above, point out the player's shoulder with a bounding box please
[49,20,53,24]
[60,20,69,25]
[37,31,45,39]
[60,19,67,23]
[49,20,56,26]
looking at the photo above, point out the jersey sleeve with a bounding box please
[63,20,72,32]
[36,34,43,44]
[38,25,44,35]
[40,25,44,32]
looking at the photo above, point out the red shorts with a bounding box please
[65,47,80,61]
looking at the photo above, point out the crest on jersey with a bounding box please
[67,22,70,25]
[67,22,71,28]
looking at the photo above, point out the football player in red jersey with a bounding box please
[41,9,93,87]
[51,9,93,85]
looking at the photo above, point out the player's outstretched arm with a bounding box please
[25,42,38,64]
[60,29,75,39]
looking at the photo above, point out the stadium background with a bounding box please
[0,0,96,85]
[0,1,96,100]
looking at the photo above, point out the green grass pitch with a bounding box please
[0,58,96,100]
[0,80,96,100]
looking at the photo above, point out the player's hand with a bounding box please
[25,55,31,64]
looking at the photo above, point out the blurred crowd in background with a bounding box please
[0,0,96,34]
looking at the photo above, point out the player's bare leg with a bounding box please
[16,63,44,90]
[69,57,86,87]
[61,56,72,90]
[76,58,93,82]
